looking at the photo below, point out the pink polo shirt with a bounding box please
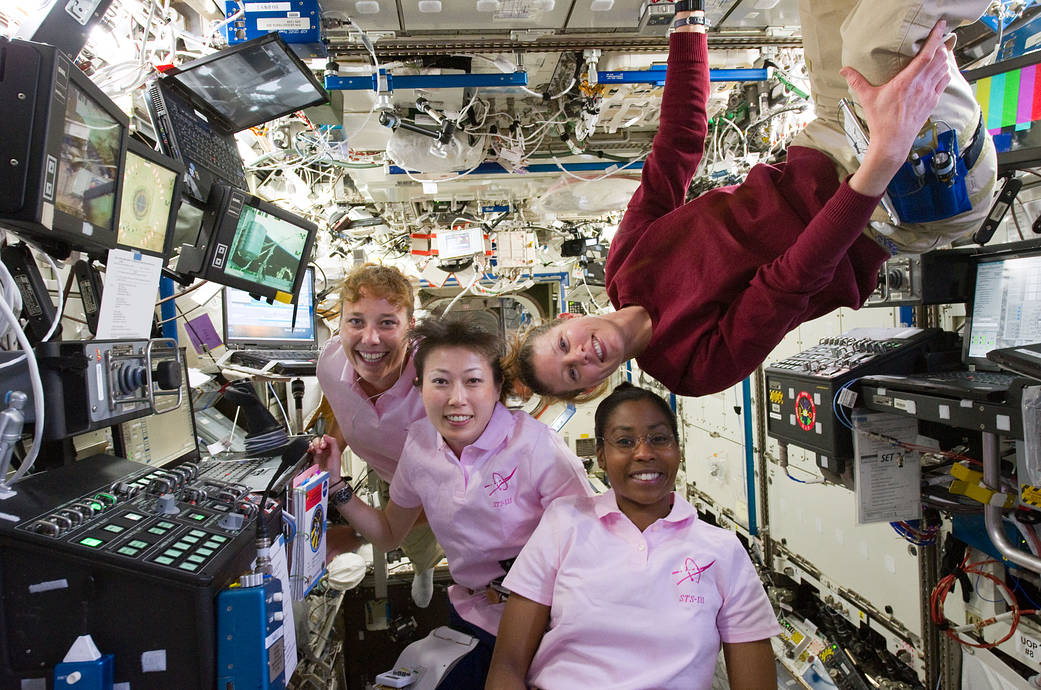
[503,491,780,689]
[390,403,592,635]
[316,338,426,483]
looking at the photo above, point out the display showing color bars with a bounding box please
[973,63,1041,134]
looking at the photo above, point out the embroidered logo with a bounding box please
[672,557,715,586]
[484,467,518,495]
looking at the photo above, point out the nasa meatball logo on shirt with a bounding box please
[484,466,518,508]
[673,555,715,605]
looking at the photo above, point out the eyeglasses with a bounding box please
[598,433,676,451]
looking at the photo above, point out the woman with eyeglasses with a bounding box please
[486,383,779,690]
[312,317,592,689]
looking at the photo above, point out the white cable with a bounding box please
[440,270,482,317]
[267,382,292,431]
[549,151,648,183]
[38,253,64,344]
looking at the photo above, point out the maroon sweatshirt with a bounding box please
[605,32,891,397]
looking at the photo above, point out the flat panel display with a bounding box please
[224,202,312,295]
[967,252,1041,363]
[56,81,121,231]
[116,141,183,257]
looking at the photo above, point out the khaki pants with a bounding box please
[792,0,998,253]
[374,475,444,572]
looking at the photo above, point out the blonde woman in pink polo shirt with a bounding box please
[314,263,441,607]
[487,383,780,689]
[312,317,591,689]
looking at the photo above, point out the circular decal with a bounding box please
[795,391,816,431]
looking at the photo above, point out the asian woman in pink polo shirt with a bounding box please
[487,383,780,689]
[311,317,591,689]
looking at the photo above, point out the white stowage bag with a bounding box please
[386,128,487,173]
[326,552,367,591]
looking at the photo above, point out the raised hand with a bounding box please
[308,434,344,482]
[844,19,952,196]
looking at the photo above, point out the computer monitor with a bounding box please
[965,241,1041,368]
[177,182,317,302]
[161,32,328,133]
[223,268,316,346]
[965,51,1041,172]
[0,37,128,257]
[116,137,184,260]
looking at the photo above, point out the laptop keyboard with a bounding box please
[229,350,317,368]
[169,103,248,186]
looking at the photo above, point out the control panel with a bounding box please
[17,459,257,578]
[0,454,261,688]
[38,338,183,440]
[765,328,942,481]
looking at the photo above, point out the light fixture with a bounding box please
[476,0,500,11]
[418,0,442,11]
[355,1,380,14]
[531,0,555,9]
[590,0,614,10]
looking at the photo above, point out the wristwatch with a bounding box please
[673,14,707,28]
[673,0,705,13]
[329,481,355,508]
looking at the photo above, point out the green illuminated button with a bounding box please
[182,536,199,544]
[188,512,207,521]
[147,527,165,535]
[79,537,103,548]
[117,546,138,556]
[188,530,206,538]
[195,548,214,557]
[187,555,205,564]
[129,540,149,549]
[178,562,199,572]
[157,521,175,529]
[154,556,174,565]
[202,541,221,551]
[173,542,191,551]
[89,501,103,512]
[164,549,184,558]
[103,524,124,533]
[124,513,145,521]
[210,535,228,543]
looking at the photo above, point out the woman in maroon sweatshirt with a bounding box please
[512,5,992,400]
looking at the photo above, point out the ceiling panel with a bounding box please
[716,0,800,30]
[398,0,573,32]
[322,0,402,30]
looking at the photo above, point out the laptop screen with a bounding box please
[164,33,328,132]
[223,268,316,348]
[966,250,1041,366]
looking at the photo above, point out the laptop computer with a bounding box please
[988,342,1041,381]
[222,267,319,376]
[863,243,1041,401]
[145,33,328,204]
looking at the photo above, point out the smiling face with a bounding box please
[339,290,411,395]
[420,345,502,457]
[597,398,680,528]
[530,315,628,395]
